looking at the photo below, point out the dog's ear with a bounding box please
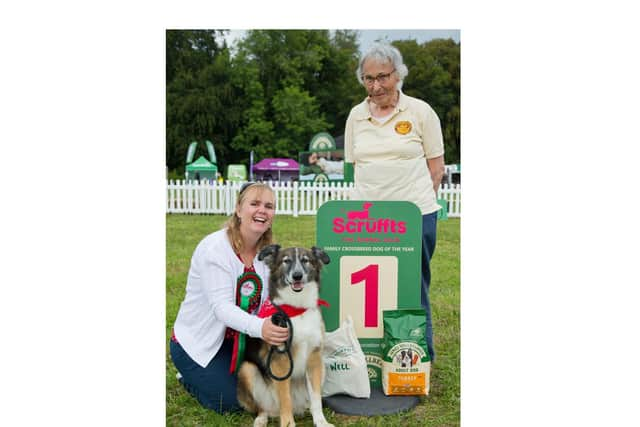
[311,246,330,265]
[258,244,280,266]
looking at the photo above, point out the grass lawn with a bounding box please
[166,214,460,426]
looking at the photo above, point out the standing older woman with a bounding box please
[169,182,289,412]
[344,42,445,362]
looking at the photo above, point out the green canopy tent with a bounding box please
[185,140,218,181]
[186,156,217,181]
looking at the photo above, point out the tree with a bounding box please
[166,30,242,173]
[231,30,333,161]
[313,30,364,135]
[228,55,275,163]
[394,39,460,164]
[165,30,460,174]
[166,30,225,83]
[271,86,330,156]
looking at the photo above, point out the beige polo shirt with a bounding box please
[344,91,444,215]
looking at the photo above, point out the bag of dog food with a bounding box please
[321,316,371,398]
[381,309,431,396]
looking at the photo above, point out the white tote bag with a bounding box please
[321,316,371,398]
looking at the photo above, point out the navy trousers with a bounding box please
[421,212,438,362]
[170,338,240,413]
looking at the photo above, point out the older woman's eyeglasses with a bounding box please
[362,68,396,86]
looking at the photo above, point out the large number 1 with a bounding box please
[351,264,379,327]
[340,255,397,338]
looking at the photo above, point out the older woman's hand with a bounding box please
[261,316,289,346]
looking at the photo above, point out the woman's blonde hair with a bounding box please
[225,182,275,253]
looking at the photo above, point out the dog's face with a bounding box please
[258,245,330,301]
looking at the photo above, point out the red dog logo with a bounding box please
[347,202,373,220]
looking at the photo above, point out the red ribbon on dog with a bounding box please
[257,298,329,319]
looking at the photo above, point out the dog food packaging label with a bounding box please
[381,309,431,396]
[321,316,371,398]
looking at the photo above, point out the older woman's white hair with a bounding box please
[356,42,409,89]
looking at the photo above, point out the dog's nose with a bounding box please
[292,271,303,281]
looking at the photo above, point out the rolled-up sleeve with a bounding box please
[421,106,445,159]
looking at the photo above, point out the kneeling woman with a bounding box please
[170,182,289,412]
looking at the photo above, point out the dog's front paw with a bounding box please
[253,413,268,427]
[315,421,334,427]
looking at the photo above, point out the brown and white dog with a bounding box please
[237,245,334,427]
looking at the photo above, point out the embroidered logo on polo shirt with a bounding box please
[394,121,412,135]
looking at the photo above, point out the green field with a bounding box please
[166,214,460,426]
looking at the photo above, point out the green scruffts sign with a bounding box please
[317,200,422,388]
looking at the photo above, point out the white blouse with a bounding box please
[173,228,270,368]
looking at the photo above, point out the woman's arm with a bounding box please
[199,253,288,345]
[426,155,445,194]
[420,104,445,194]
[199,256,265,339]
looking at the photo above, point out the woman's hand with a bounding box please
[261,316,289,346]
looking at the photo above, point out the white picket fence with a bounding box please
[438,183,462,217]
[166,180,461,218]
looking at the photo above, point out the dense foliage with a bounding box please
[166,30,460,175]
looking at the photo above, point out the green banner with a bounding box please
[317,200,422,388]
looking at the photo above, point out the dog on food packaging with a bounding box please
[237,245,334,427]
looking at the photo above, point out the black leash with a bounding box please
[266,302,294,381]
